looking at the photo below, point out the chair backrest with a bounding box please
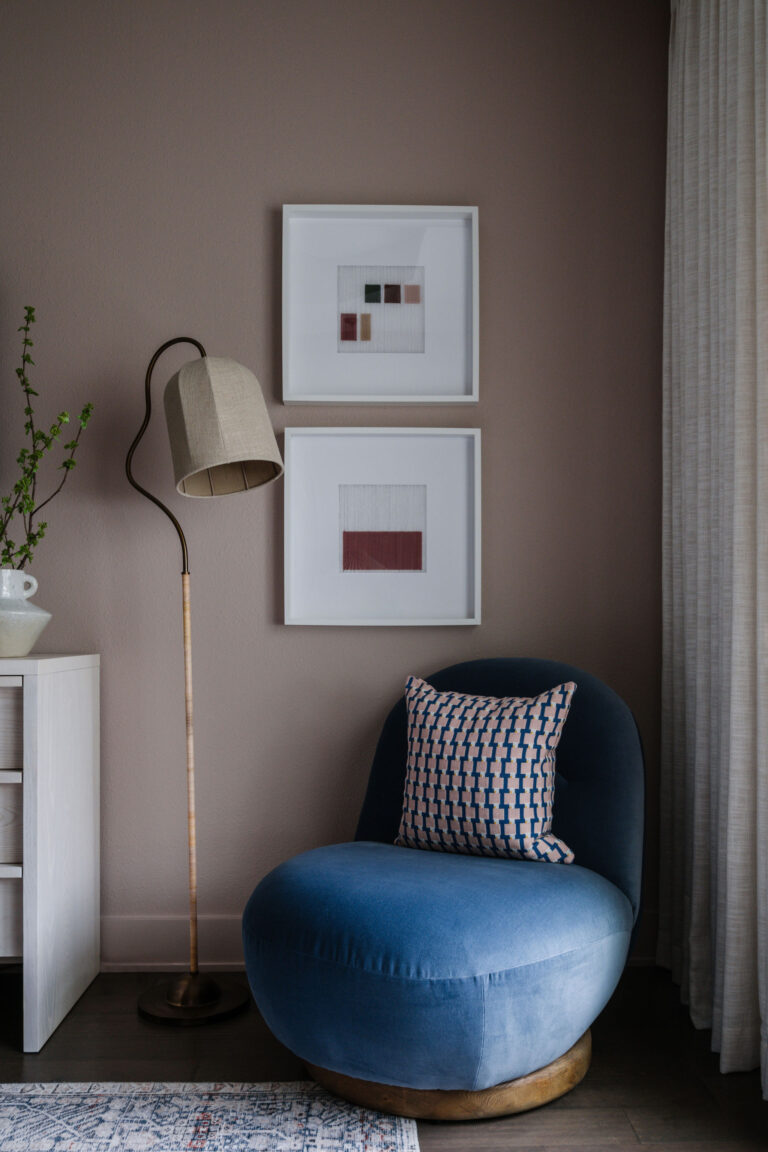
[355,657,645,923]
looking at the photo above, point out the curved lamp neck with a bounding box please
[125,337,207,574]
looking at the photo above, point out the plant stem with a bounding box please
[21,317,38,542]
[2,309,93,570]
[31,423,85,519]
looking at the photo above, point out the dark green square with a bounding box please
[364,284,381,304]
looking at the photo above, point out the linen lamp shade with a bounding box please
[164,356,283,497]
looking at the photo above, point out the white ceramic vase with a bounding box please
[0,569,51,657]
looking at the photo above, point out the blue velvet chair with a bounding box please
[243,659,644,1118]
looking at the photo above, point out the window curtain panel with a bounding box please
[659,0,768,1095]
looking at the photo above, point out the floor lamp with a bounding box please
[125,337,283,1023]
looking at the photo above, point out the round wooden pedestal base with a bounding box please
[306,1030,591,1120]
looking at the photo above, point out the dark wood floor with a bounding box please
[0,966,766,1149]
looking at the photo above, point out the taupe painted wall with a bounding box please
[0,0,668,966]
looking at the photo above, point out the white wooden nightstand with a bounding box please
[0,654,99,1051]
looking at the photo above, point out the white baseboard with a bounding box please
[100,912,660,973]
[100,914,245,971]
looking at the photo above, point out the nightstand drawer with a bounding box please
[0,878,22,957]
[0,783,22,864]
[0,684,22,773]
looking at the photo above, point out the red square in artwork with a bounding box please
[340,313,357,341]
[343,531,422,571]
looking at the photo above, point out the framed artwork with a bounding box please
[282,206,479,404]
[284,428,481,625]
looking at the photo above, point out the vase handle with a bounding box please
[22,575,37,599]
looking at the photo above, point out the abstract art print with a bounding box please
[337,266,425,353]
[284,428,480,625]
[283,205,478,402]
[340,485,427,571]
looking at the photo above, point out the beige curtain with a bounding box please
[659,0,768,1096]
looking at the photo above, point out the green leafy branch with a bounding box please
[0,306,94,570]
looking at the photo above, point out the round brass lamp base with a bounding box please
[138,973,250,1025]
[306,1030,591,1120]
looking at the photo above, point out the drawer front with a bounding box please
[0,686,22,773]
[0,784,21,864]
[0,878,22,957]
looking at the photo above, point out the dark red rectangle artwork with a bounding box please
[343,531,423,571]
[340,313,357,341]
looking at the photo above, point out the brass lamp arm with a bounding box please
[125,337,207,574]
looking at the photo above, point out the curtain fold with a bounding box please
[659,0,768,1096]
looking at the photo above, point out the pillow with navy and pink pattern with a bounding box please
[395,676,576,864]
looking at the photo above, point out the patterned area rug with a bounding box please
[0,1082,420,1151]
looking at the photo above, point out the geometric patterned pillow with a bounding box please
[395,676,576,864]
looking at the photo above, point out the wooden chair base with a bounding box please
[306,1029,591,1120]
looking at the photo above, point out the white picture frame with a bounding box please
[282,206,479,404]
[284,428,481,626]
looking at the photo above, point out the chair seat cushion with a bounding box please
[243,841,633,1090]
